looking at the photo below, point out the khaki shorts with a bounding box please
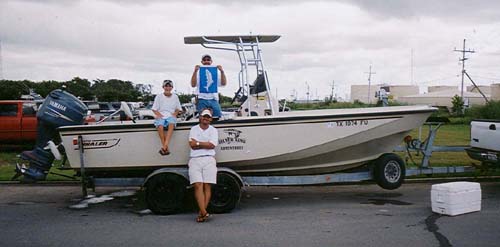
[188,156,217,184]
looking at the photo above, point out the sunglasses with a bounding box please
[202,58,211,62]
[202,115,212,118]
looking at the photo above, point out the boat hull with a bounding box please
[58,106,435,176]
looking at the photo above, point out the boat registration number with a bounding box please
[334,120,369,127]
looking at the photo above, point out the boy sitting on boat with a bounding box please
[152,79,181,155]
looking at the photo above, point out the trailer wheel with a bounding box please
[373,153,405,190]
[208,173,241,214]
[145,173,188,215]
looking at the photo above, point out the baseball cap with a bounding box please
[163,80,173,87]
[201,54,211,60]
[200,109,212,117]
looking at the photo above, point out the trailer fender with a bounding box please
[142,167,244,188]
[143,168,189,187]
[216,167,245,187]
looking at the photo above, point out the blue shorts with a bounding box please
[154,117,177,128]
[197,99,222,118]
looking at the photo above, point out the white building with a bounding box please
[351,85,419,103]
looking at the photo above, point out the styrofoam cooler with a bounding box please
[431,182,481,216]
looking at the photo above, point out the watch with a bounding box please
[196,142,200,146]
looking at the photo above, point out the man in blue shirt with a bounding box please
[190,54,227,118]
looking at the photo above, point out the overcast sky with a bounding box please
[1,0,500,100]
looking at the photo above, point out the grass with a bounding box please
[0,152,77,181]
[406,124,470,146]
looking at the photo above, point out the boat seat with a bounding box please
[250,74,267,95]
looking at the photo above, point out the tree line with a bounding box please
[0,78,233,104]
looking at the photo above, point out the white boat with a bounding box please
[59,105,434,177]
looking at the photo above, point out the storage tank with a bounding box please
[491,83,500,101]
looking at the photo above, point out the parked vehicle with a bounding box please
[1,100,96,143]
[180,103,196,121]
[136,102,195,121]
[84,102,116,121]
[84,102,138,121]
[466,119,500,166]
[0,100,39,142]
[137,108,155,120]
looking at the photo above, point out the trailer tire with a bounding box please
[145,173,188,215]
[208,173,241,214]
[373,153,405,190]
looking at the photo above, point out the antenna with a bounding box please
[0,39,3,80]
[454,39,475,99]
[365,64,376,104]
[410,48,414,85]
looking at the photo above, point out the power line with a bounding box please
[454,39,475,99]
[472,75,500,81]
[419,75,460,84]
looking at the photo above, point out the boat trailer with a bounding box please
[47,122,473,214]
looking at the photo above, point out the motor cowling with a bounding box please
[19,89,87,181]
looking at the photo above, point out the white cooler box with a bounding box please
[431,182,481,216]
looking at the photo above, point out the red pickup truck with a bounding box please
[0,100,39,143]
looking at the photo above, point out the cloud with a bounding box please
[339,0,500,23]
[1,0,499,100]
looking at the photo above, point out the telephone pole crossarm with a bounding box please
[453,39,475,99]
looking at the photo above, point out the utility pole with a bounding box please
[454,39,475,99]
[365,65,376,104]
[305,81,310,103]
[330,80,335,102]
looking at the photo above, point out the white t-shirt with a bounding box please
[151,93,181,118]
[196,65,224,101]
[189,124,218,157]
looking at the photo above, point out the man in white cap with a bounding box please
[190,54,227,119]
[188,108,218,222]
[152,79,181,155]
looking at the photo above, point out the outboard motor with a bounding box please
[18,89,87,181]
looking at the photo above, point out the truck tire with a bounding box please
[145,173,188,215]
[373,153,405,190]
[208,173,241,214]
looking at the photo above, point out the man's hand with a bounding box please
[191,66,200,87]
[217,65,224,73]
[189,138,199,149]
[219,65,227,85]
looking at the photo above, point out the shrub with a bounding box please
[465,100,500,120]
[451,95,464,116]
